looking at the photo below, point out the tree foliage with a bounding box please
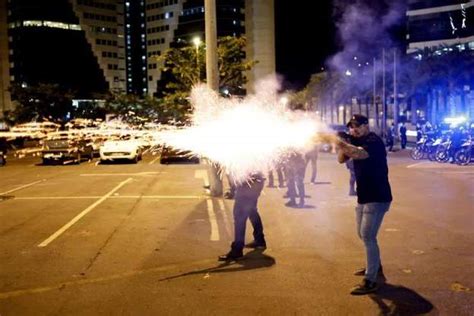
[157,36,256,122]
[5,83,74,123]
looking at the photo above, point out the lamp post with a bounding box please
[192,36,201,83]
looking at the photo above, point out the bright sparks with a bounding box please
[161,80,332,183]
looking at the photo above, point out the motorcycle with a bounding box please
[410,135,435,160]
[454,137,473,166]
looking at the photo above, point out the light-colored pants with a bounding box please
[355,202,391,282]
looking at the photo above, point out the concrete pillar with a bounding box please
[204,0,223,197]
[0,0,12,119]
[245,0,275,94]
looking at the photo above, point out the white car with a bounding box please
[99,139,142,163]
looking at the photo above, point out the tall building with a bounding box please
[0,0,275,119]
[5,0,126,98]
[0,0,11,115]
[407,0,474,53]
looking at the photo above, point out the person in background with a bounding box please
[386,123,395,152]
[336,114,392,295]
[285,152,306,208]
[345,159,357,196]
[399,122,407,149]
[267,162,285,188]
[218,173,267,261]
[305,144,319,184]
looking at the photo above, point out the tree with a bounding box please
[157,36,256,122]
[6,83,74,123]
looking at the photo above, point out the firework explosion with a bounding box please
[161,79,336,184]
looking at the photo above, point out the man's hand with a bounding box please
[338,141,369,160]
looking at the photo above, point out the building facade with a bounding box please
[0,0,275,118]
[407,0,474,53]
[6,0,126,98]
[407,0,474,122]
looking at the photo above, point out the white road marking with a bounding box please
[148,155,161,165]
[218,199,232,237]
[407,162,429,169]
[0,179,46,196]
[80,172,162,176]
[206,199,220,241]
[38,178,133,248]
[14,195,204,200]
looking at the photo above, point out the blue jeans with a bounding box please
[355,202,391,282]
[232,180,265,250]
[286,164,305,203]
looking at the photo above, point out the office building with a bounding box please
[0,0,275,118]
[407,0,474,53]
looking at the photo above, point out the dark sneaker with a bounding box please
[350,279,379,295]
[218,250,243,261]
[354,265,384,276]
[245,240,267,250]
[285,200,297,207]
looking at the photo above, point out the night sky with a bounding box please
[274,0,407,90]
[274,1,337,90]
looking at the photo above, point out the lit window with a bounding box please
[23,20,43,27]
[126,2,130,6]
[142,56,146,60]
[233,20,236,25]
[165,12,170,19]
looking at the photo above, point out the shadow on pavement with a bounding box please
[309,181,332,185]
[159,249,275,282]
[369,283,436,315]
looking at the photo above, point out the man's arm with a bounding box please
[337,140,369,162]
[312,132,369,163]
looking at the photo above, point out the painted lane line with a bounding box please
[218,199,232,237]
[148,155,161,165]
[14,195,204,200]
[37,178,133,248]
[80,172,162,176]
[0,179,46,196]
[406,162,429,169]
[206,199,220,241]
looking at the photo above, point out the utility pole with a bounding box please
[204,0,223,197]
[382,48,387,136]
[393,49,398,136]
[373,57,377,128]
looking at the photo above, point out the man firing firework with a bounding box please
[335,114,392,295]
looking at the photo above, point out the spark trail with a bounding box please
[161,80,335,184]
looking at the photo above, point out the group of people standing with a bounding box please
[385,122,408,151]
[218,114,392,296]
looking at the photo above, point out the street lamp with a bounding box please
[192,36,201,82]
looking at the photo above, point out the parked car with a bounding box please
[160,145,199,164]
[42,132,94,165]
[99,139,142,163]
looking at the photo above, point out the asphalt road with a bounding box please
[0,151,473,315]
